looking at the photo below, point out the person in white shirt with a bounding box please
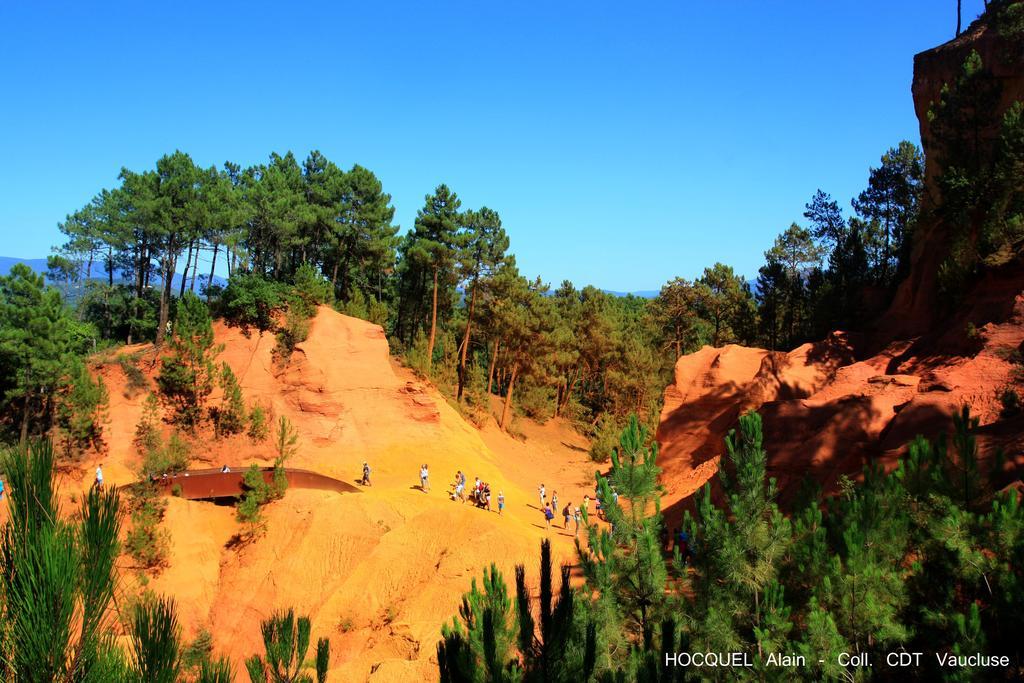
[95,464,104,491]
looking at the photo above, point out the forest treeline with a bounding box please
[4,129,924,458]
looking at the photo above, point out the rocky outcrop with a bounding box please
[882,12,1024,338]
[658,11,1024,522]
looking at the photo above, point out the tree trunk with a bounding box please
[190,243,200,292]
[107,245,114,287]
[487,339,500,394]
[456,280,479,401]
[19,390,31,445]
[156,247,177,347]
[179,240,193,298]
[427,267,439,368]
[500,363,519,430]
[208,241,219,292]
[957,0,962,36]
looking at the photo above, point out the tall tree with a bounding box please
[765,223,820,346]
[693,263,754,347]
[0,264,87,442]
[652,277,706,359]
[457,207,509,401]
[401,185,462,365]
[333,164,398,303]
[488,270,557,430]
[851,141,924,284]
[803,189,847,251]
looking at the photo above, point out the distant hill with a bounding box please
[602,289,659,299]
[0,256,227,292]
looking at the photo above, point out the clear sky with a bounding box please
[0,1,988,292]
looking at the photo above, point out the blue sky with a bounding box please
[0,1,987,292]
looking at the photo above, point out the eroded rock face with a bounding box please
[883,16,1024,338]
[92,306,601,681]
[657,300,1024,523]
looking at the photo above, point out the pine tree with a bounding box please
[214,362,247,437]
[245,609,330,683]
[0,263,85,443]
[687,412,791,658]
[851,141,924,284]
[438,564,521,683]
[57,357,109,456]
[399,185,462,365]
[456,207,509,401]
[156,291,223,428]
[516,540,598,682]
[578,415,667,644]
[0,439,125,680]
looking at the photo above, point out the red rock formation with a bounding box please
[658,12,1024,523]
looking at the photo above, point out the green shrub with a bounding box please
[999,385,1021,417]
[217,273,285,334]
[125,486,170,569]
[338,288,390,326]
[236,460,289,538]
[134,393,162,453]
[181,629,214,672]
[274,415,298,465]
[57,359,109,456]
[274,302,311,361]
[213,363,246,437]
[247,403,271,442]
[156,292,222,428]
[405,331,432,378]
[118,353,150,398]
[291,262,333,313]
[141,431,192,476]
[517,382,555,423]
[589,414,622,463]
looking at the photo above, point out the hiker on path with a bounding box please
[361,461,371,486]
[454,475,466,503]
[0,477,5,501]
[562,501,572,529]
[538,483,546,508]
[551,491,558,518]
[94,464,104,492]
[543,503,554,529]
[420,464,430,493]
[485,489,492,511]
[498,491,505,515]
[573,506,581,537]
[582,495,589,514]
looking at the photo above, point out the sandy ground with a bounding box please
[68,307,598,682]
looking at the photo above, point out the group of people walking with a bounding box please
[449,470,505,514]
[356,460,601,537]
[539,483,585,537]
